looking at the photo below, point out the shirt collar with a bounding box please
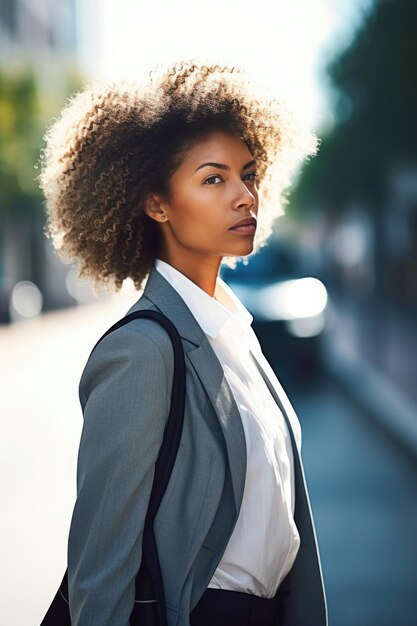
[154,258,253,339]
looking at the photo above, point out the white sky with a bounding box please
[76,0,373,134]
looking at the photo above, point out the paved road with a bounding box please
[284,374,417,626]
[2,296,417,625]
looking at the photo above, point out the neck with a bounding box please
[157,251,222,298]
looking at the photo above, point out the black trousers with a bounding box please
[190,587,285,626]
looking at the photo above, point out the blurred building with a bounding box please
[0,0,88,323]
[300,163,417,407]
[0,0,76,57]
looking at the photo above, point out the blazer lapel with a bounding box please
[186,342,247,515]
[248,349,302,454]
[247,349,315,533]
[248,349,301,461]
[127,266,247,515]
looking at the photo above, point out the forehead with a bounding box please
[180,130,253,169]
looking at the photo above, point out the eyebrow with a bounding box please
[194,159,256,173]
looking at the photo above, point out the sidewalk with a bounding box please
[320,296,417,462]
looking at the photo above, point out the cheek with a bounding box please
[172,189,223,232]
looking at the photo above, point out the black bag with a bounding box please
[40,310,186,626]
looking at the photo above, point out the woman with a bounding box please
[39,61,327,626]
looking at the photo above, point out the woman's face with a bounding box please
[153,130,259,263]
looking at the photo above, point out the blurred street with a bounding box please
[0,291,138,626]
[2,298,417,626]
[287,375,417,626]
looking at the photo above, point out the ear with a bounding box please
[144,193,167,223]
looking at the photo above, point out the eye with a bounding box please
[203,174,223,185]
[243,171,258,182]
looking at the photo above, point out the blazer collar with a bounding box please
[128,264,205,348]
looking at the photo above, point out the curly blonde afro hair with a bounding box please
[39,60,319,292]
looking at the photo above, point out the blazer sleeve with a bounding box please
[67,321,173,626]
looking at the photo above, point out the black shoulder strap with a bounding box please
[92,309,186,522]
[95,310,186,626]
[59,309,186,626]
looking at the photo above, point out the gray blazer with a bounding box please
[67,265,328,626]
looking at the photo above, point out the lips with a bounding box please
[229,217,257,230]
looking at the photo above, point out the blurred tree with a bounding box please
[0,64,84,320]
[0,65,84,221]
[292,0,417,213]
[0,68,42,218]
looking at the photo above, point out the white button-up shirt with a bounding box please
[154,258,301,598]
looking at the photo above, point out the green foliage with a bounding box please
[0,67,40,216]
[0,64,84,220]
[291,0,417,214]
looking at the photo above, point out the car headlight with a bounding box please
[259,277,328,321]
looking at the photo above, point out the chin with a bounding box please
[221,236,255,258]
[234,241,255,255]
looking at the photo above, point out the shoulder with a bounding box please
[78,314,175,405]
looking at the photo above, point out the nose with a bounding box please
[232,179,257,211]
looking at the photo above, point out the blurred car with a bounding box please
[220,241,329,385]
